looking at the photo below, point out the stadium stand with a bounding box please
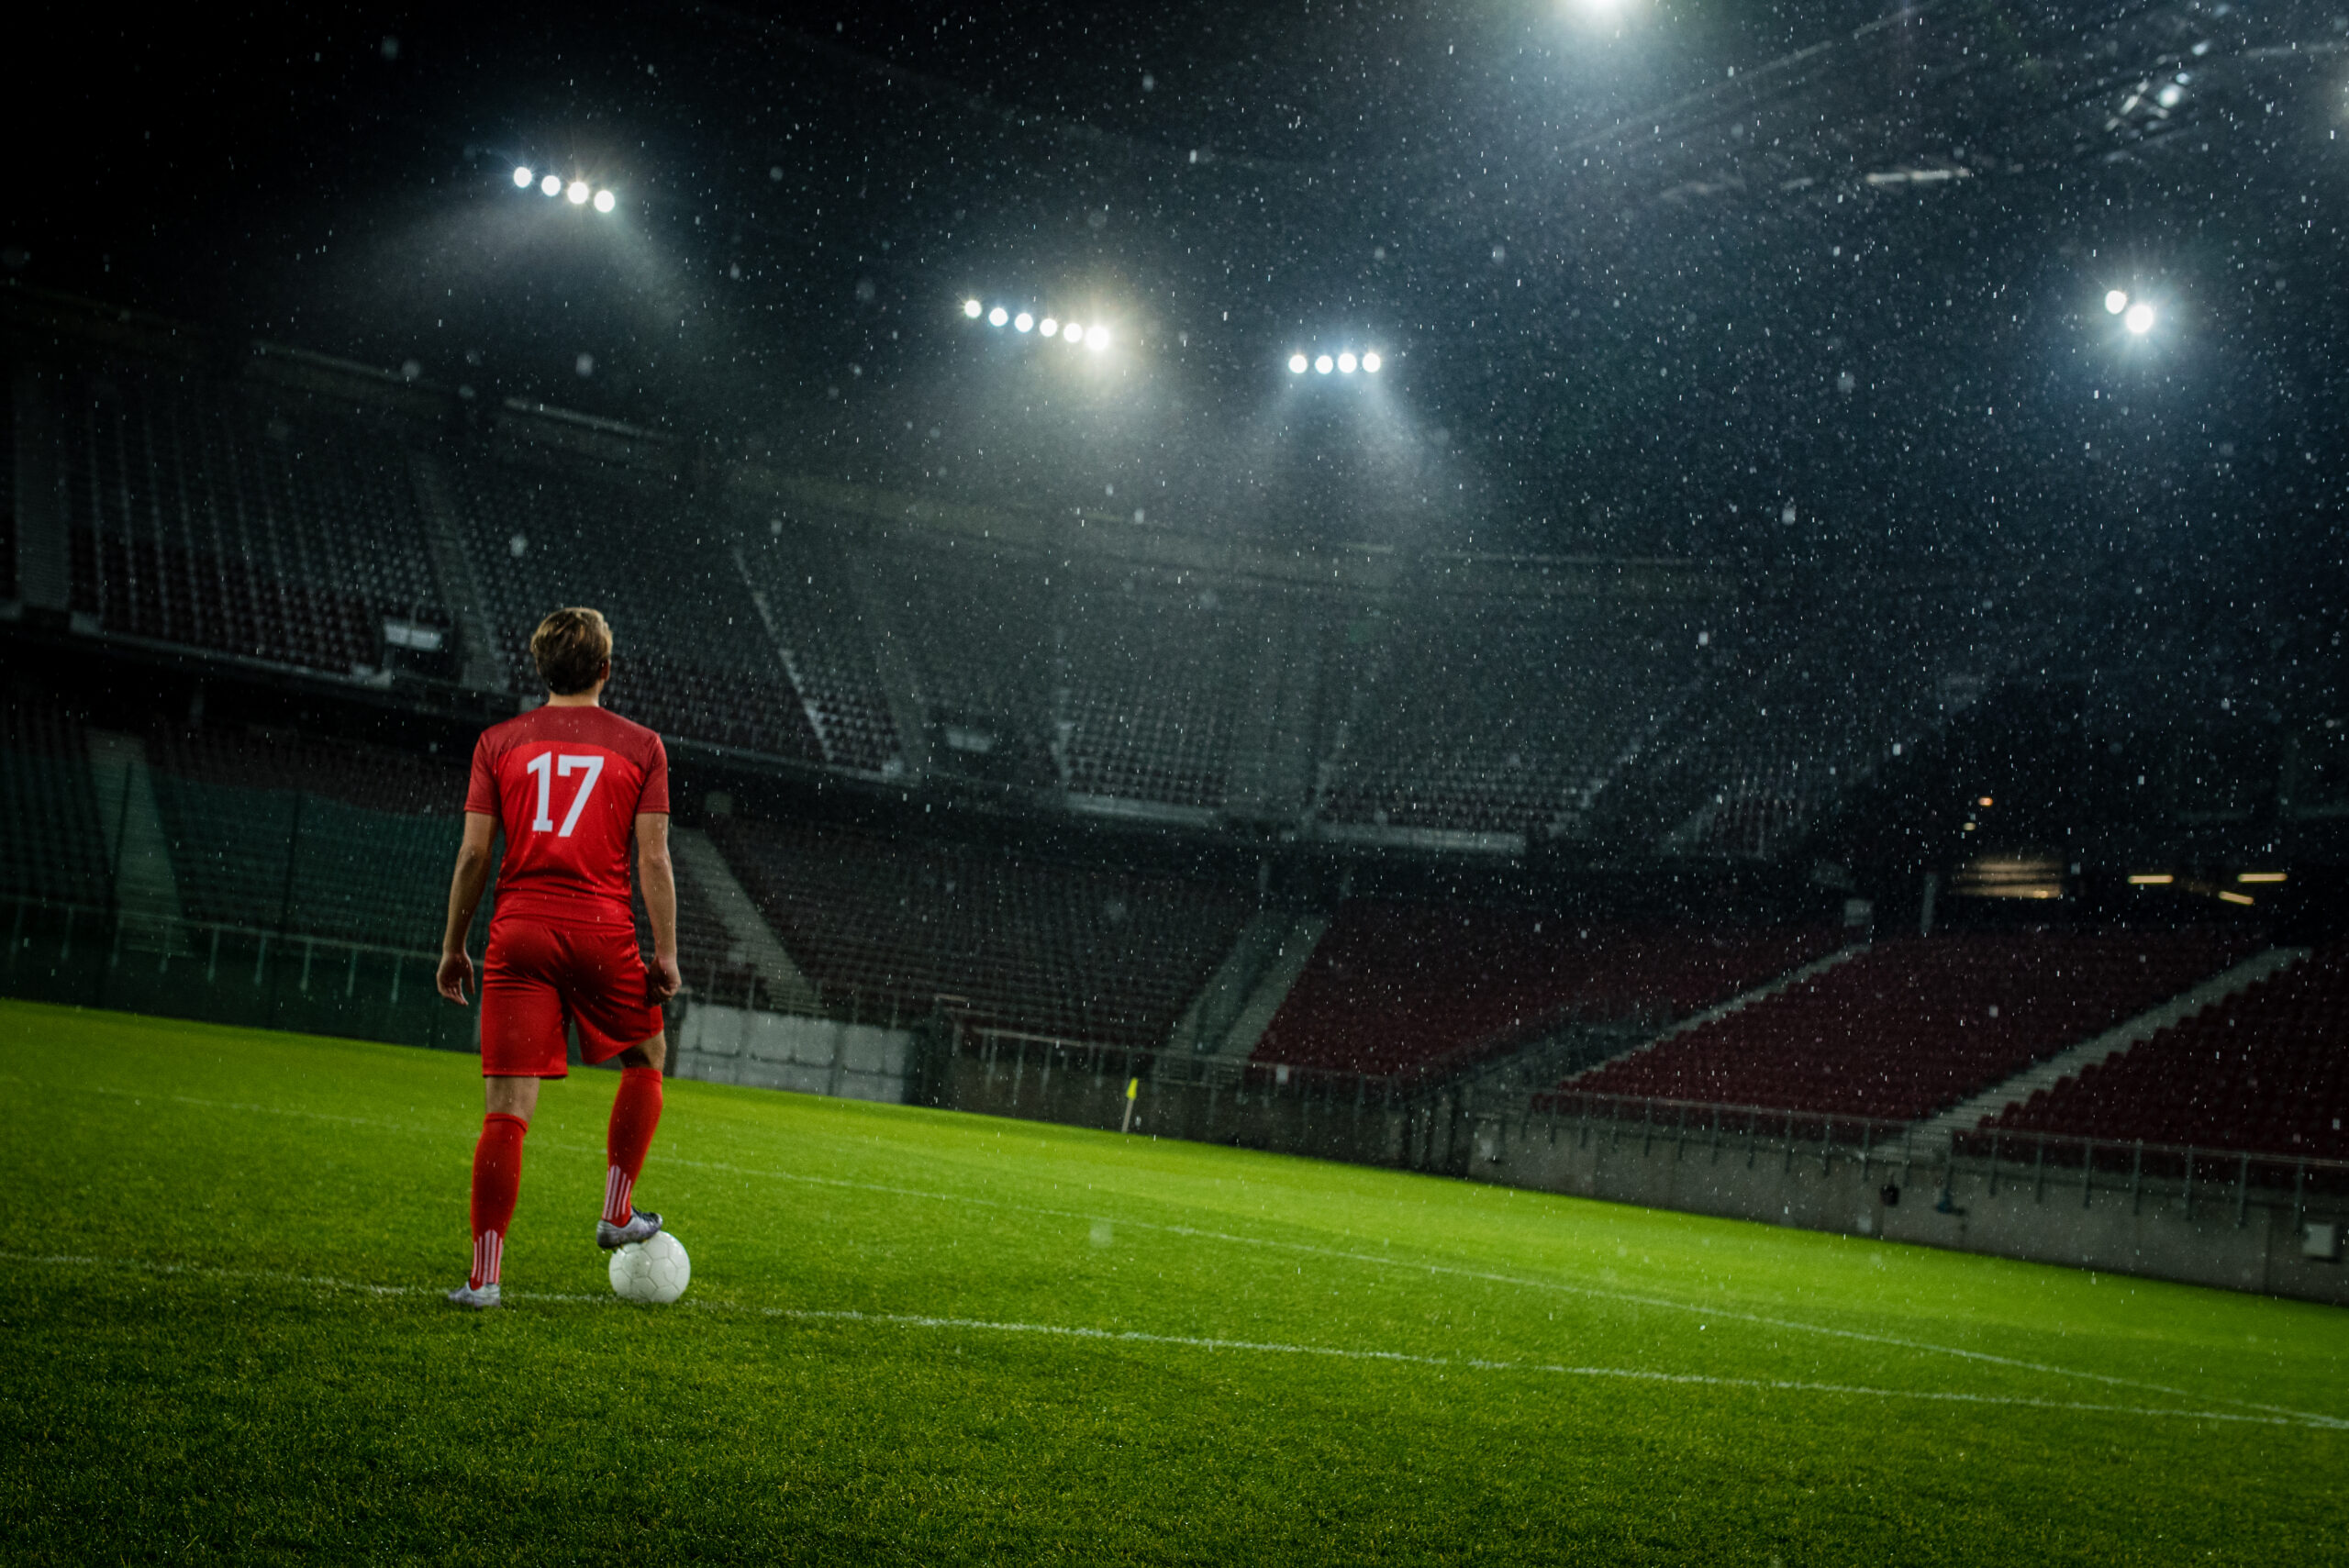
[50,358,446,674]
[1319,591,1698,834]
[1061,571,1248,808]
[735,522,903,774]
[1253,905,1842,1079]
[0,695,117,906]
[862,538,1058,784]
[1566,929,2259,1122]
[707,816,1250,1044]
[146,728,471,948]
[446,450,822,762]
[1982,938,2349,1161]
[1,369,15,604]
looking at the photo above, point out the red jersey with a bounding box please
[465,704,670,929]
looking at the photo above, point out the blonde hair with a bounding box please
[529,606,613,695]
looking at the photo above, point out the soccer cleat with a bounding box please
[597,1209,663,1250]
[446,1281,502,1309]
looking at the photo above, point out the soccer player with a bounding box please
[435,606,682,1308]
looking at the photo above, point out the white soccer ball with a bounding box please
[608,1230,691,1305]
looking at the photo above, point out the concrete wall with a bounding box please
[671,1004,912,1104]
[1465,1108,2349,1307]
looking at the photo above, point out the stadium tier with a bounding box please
[1060,572,1251,808]
[1565,930,2260,1123]
[48,358,445,675]
[0,695,116,907]
[738,524,903,774]
[1253,904,1842,1079]
[706,816,1250,1043]
[1318,594,1699,834]
[1981,939,2349,1160]
[446,451,822,762]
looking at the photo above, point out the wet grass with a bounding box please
[1,998,2343,1564]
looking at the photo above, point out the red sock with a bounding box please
[469,1113,528,1289]
[603,1066,664,1225]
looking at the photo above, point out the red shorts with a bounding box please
[479,920,664,1077]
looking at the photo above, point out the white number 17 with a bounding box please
[525,751,606,838]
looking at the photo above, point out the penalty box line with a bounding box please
[5,1250,2335,1433]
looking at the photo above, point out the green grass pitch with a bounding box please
[2,1000,2343,1564]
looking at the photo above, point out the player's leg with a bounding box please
[597,1030,666,1248]
[452,929,568,1307]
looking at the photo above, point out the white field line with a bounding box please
[6,1251,2337,1433]
[33,1081,2341,1428]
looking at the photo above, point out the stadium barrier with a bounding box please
[0,896,477,1052]
[1468,1090,2349,1306]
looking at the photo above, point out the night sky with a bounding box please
[12,1,2347,621]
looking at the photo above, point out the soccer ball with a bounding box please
[608,1230,691,1305]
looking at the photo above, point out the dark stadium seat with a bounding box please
[706,816,1249,1044]
[1566,930,2258,1123]
[1982,938,2349,1160]
[1252,905,1842,1079]
[0,696,116,908]
[50,360,447,676]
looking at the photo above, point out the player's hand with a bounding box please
[647,951,682,1005]
[437,948,475,1006]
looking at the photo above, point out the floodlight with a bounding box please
[1289,353,1308,373]
[513,166,534,188]
[541,174,562,196]
[1086,327,1108,350]
[1363,351,1382,373]
[2124,301,2155,335]
[963,299,984,318]
[2104,289,2129,315]
[988,306,1009,327]
[593,189,615,213]
[566,180,590,205]
[1014,312,1034,332]
[1063,322,1085,344]
[1315,354,1333,374]
[1338,352,1358,373]
[1039,317,1059,338]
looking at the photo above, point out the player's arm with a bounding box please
[436,811,498,1005]
[637,812,681,1003]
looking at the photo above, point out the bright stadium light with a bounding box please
[1363,351,1382,373]
[540,174,562,196]
[2105,289,2129,315]
[1338,351,1358,373]
[1063,322,1085,344]
[513,166,535,188]
[1288,353,1308,373]
[1315,354,1334,374]
[566,180,590,205]
[1014,311,1034,332]
[2124,301,2156,335]
[1039,317,1059,338]
[593,189,616,213]
[1086,327,1108,350]
[963,298,984,318]
[988,306,1009,327]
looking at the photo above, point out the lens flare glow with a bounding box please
[2124,301,2156,335]
[1039,317,1059,338]
[1063,322,1085,344]
[540,174,562,196]
[513,166,534,188]
[2104,289,2129,315]
[592,189,616,213]
[1288,353,1308,373]
[566,180,590,205]
[1086,327,1108,350]
[963,299,984,318]
[1014,312,1034,332]
[988,306,1009,327]
[1338,352,1358,373]
[1314,354,1334,374]
[1363,351,1382,373]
